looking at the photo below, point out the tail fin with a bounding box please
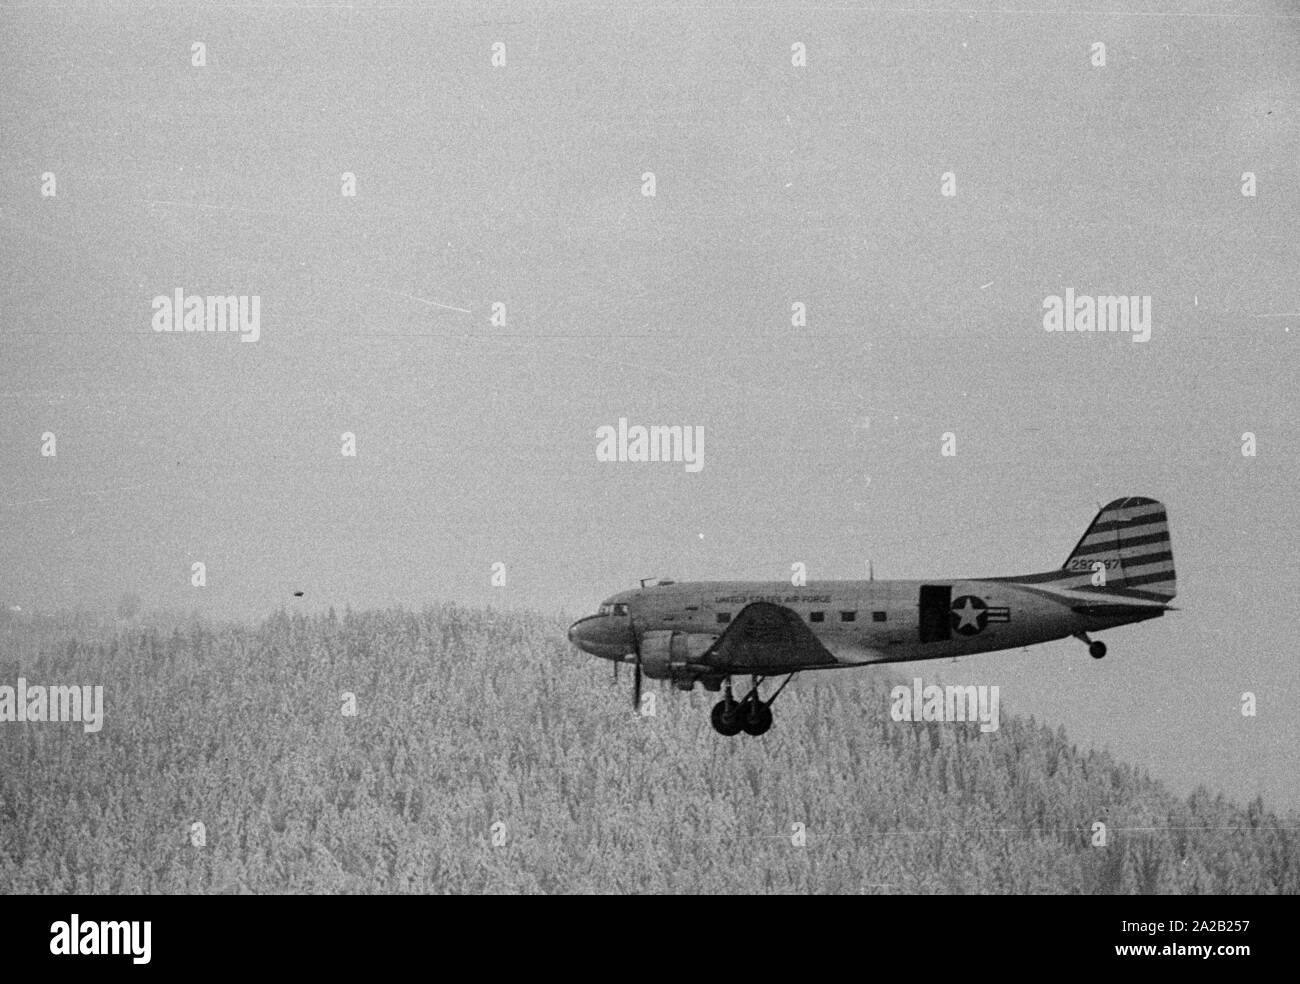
[1058,496,1177,599]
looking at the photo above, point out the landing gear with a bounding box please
[710,674,794,737]
[710,698,743,736]
[711,680,743,736]
[1075,632,1107,659]
[740,699,773,736]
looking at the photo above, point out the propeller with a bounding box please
[632,649,643,711]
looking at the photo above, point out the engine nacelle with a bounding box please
[637,630,717,681]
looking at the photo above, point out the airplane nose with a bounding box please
[567,614,634,659]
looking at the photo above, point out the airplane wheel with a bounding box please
[741,701,773,736]
[711,699,743,736]
[1089,641,1107,659]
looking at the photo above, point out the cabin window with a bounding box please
[840,611,856,622]
[873,611,887,622]
[717,612,731,624]
[809,611,825,623]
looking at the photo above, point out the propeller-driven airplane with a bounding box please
[568,497,1178,736]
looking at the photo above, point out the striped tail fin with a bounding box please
[1057,497,1177,599]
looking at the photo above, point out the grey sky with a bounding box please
[2,1,1297,810]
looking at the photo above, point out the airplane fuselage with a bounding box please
[571,576,1169,685]
[566,497,1178,734]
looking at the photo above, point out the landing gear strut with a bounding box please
[739,696,773,736]
[710,680,743,737]
[1075,632,1107,659]
[710,674,795,737]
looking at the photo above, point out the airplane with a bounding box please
[568,496,1178,737]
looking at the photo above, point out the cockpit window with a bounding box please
[598,603,611,615]
[597,603,629,616]
[611,603,629,616]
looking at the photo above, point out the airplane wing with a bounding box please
[700,601,841,673]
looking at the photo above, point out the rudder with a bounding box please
[1060,496,1176,599]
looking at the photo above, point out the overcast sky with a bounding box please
[2,1,1297,810]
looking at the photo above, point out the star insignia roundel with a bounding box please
[950,595,989,635]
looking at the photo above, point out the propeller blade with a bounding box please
[632,651,643,711]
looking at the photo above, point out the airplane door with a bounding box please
[918,585,952,643]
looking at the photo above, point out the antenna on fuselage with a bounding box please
[868,559,874,581]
